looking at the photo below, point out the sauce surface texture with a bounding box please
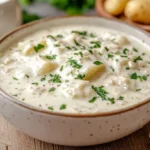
[0,25,150,114]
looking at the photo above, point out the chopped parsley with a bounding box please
[74,52,83,57]
[92,86,108,100]
[41,77,46,81]
[56,34,63,38]
[99,52,103,56]
[13,77,18,80]
[121,55,128,58]
[68,58,82,69]
[49,87,56,92]
[108,53,114,58]
[60,65,64,71]
[74,39,80,46]
[130,73,147,81]
[90,41,101,48]
[126,67,130,70]
[75,74,85,80]
[25,74,29,78]
[34,44,45,52]
[105,47,109,52]
[22,98,25,101]
[47,35,56,41]
[136,89,141,91]
[123,48,128,54]
[110,66,115,72]
[72,31,87,36]
[118,96,124,100]
[48,106,54,110]
[93,61,103,65]
[108,97,115,104]
[66,46,71,50]
[89,50,93,54]
[54,44,60,47]
[60,104,66,110]
[45,54,57,60]
[32,82,39,85]
[92,86,115,104]
[90,33,96,38]
[133,56,143,63]
[50,74,62,83]
[89,97,97,103]
[133,47,138,52]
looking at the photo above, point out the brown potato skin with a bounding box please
[104,0,129,16]
[125,0,150,24]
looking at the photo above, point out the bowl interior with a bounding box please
[1,16,150,117]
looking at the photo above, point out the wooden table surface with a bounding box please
[0,114,150,150]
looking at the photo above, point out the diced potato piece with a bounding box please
[60,80,94,98]
[18,41,34,56]
[83,64,105,80]
[115,36,130,46]
[38,61,57,75]
[18,40,47,56]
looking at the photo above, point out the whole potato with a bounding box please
[125,0,150,24]
[104,0,129,16]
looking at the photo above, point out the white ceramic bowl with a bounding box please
[0,17,150,146]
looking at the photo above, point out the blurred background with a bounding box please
[0,0,149,38]
[20,0,96,24]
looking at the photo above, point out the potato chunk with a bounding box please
[18,40,47,56]
[38,61,57,75]
[83,64,105,80]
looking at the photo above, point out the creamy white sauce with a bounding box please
[0,25,150,114]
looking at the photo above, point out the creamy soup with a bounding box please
[0,25,150,114]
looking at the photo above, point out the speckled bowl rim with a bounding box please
[0,16,150,117]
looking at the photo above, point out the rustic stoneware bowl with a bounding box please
[0,17,150,146]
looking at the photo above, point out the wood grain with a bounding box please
[0,114,150,150]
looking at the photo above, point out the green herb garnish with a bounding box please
[89,97,97,103]
[45,54,57,60]
[72,31,87,36]
[136,89,141,91]
[75,74,85,80]
[56,34,63,38]
[108,53,114,58]
[93,61,103,65]
[50,74,62,83]
[90,41,101,48]
[123,48,128,54]
[47,35,56,41]
[108,97,115,104]
[32,82,39,85]
[105,47,109,52]
[60,65,64,71]
[133,47,138,52]
[92,86,108,100]
[34,44,45,52]
[119,96,124,100]
[25,74,29,78]
[49,87,56,92]
[130,73,147,81]
[133,56,143,63]
[13,77,18,80]
[41,77,46,81]
[60,104,66,110]
[68,58,82,69]
[48,106,54,110]
[74,39,80,46]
